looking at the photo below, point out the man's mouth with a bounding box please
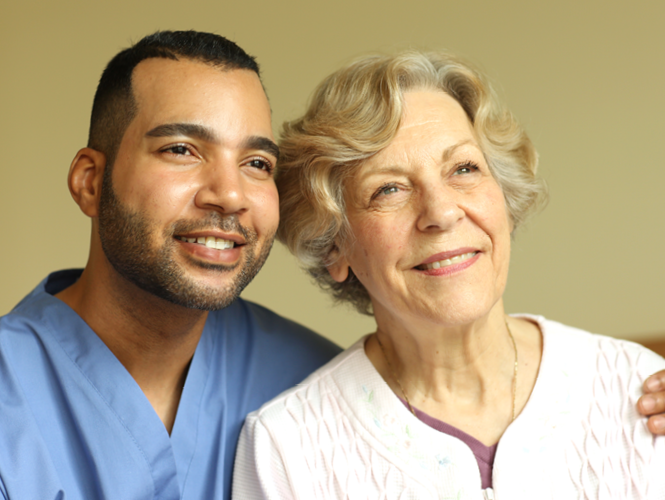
[416,251,478,270]
[175,235,236,250]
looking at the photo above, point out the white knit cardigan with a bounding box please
[233,316,665,499]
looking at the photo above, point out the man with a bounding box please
[0,31,340,499]
[1,29,664,500]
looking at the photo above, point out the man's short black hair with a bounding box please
[88,30,260,169]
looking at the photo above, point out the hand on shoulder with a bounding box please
[639,370,665,434]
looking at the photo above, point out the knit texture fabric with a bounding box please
[233,316,665,499]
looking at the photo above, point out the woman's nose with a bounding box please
[194,160,249,215]
[415,185,465,232]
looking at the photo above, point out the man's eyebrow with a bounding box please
[145,123,218,143]
[242,136,280,160]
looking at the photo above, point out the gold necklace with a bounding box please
[375,319,519,422]
[506,319,518,421]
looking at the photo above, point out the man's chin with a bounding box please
[183,256,241,273]
[144,278,242,311]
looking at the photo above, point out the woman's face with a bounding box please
[329,90,513,328]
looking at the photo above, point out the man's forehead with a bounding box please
[126,57,272,138]
[131,57,262,101]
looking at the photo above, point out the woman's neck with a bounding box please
[365,305,542,445]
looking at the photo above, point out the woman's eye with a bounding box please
[375,184,399,198]
[453,162,478,175]
[366,182,409,208]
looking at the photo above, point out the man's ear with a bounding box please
[326,244,351,283]
[68,148,107,218]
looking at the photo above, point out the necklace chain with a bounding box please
[375,318,518,422]
[506,319,518,421]
[376,334,418,417]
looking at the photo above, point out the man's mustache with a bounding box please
[168,213,255,242]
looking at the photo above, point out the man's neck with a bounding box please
[56,264,208,434]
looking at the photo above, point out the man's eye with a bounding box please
[163,145,192,156]
[247,158,273,172]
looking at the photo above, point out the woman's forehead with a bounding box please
[360,91,479,167]
[399,90,472,134]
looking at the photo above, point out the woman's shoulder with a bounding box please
[516,313,665,383]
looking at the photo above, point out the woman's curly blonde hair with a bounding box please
[276,51,547,315]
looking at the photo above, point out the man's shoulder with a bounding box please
[3,269,80,318]
[205,298,343,410]
[211,297,342,359]
[1,270,76,337]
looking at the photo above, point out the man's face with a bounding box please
[97,58,279,310]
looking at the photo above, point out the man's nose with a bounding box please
[194,160,249,215]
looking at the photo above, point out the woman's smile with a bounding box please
[415,250,480,274]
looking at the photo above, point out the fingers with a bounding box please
[646,415,665,435]
[643,370,665,393]
[638,390,665,415]
[639,371,665,435]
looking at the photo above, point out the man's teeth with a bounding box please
[422,252,477,270]
[176,235,234,250]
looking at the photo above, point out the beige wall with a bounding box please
[1,0,663,347]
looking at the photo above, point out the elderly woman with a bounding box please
[233,52,665,498]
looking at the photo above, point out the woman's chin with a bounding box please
[374,294,504,331]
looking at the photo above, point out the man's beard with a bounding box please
[97,171,274,311]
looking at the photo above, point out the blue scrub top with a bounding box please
[0,269,342,499]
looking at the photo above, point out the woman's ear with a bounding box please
[326,244,350,283]
[68,148,107,218]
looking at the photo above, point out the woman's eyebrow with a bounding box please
[145,123,218,143]
[440,139,476,162]
[358,165,409,180]
[358,139,479,181]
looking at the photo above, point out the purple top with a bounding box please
[400,399,497,489]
